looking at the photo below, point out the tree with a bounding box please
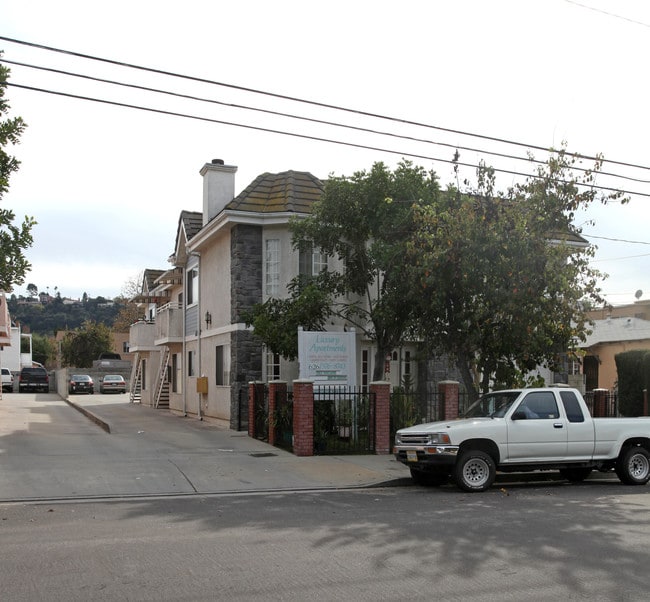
[26,283,38,298]
[112,302,142,332]
[246,161,441,380]
[407,148,628,400]
[31,333,56,367]
[0,54,35,292]
[60,321,112,368]
[112,273,145,332]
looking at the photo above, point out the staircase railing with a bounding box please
[154,347,171,408]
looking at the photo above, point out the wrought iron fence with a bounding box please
[390,389,470,442]
[273,388,293,451]
[583,390,618,417]
[313,386,376,455]
[253,382,269,441]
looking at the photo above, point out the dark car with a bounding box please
[99,374,127,394]
[18,367,50,393]
[68,374,94,394]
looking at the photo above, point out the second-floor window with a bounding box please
[265,239,280,296]
[299,243,328,277]
[187,268,198,306]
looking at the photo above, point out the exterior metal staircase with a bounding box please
[154,347,170,409]
[129,353,142,403]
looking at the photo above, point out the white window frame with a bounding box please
[265,239,280,296]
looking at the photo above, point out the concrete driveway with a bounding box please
[0,392,407,502]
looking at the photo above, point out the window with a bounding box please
[361,349,370,391]
[187,268,198,305]
[215,345,230,386]
[560,390,585,423]
[172,353,178,393]
[299,243,328,276]
[122,341,130,353]
[518,392,560,419]
[404,350,411,376]
[188,350,196,377]
[266,350,280,382]
[265,239,280,296]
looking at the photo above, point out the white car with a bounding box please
[99,374,127,394]
[395,387,650,492]
[1,368,14,393]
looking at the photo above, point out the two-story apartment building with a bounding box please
[128,159,425,428]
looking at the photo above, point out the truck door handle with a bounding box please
[553,423,564,429]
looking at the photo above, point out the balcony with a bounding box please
[129,319,156,351]
[155,303,183,344]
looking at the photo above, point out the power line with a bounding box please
[2,34,649,174]
[564,0,650,28]
[585,234,650,245]
[4,56,650,189]
[7,81,650,200]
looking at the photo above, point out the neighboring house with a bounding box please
[0,292,34,372]
[128,159,425,428]
[578,316,650,391]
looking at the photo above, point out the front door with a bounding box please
[505,391,568,462]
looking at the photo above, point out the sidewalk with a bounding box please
[65,395,411,494]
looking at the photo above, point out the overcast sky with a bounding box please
[2,0,649,306]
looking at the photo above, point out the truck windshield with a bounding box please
[463,391,522,418]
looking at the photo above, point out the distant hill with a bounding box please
[6,294,123,335]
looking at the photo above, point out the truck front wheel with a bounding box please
[616,446,650,485]
[455,450,496,492]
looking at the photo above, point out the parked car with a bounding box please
[99,374,127,394]
[68,374,94,395]
[2,368,14,393]
[18,366,49,393]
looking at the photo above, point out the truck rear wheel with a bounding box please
[616,446,650,485]
[455,450,496,492]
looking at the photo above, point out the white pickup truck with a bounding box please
[394,387,650,492]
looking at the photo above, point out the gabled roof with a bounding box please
[174,210,202,251]
[226,170,324,213]
[142,269,165,293]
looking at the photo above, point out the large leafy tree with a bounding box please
[407,148,627,400]
[246,160,441,380]
[0,54,35,292]
[60,321,112,368]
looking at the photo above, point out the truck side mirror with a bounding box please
[512,411,527,420]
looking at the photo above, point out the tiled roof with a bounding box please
[226,170,323,213]
[142,269,165,293]
[181,210,203,240]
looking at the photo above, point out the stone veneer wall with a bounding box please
[230,224,263,429]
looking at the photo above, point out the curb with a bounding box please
[65,399,111,433]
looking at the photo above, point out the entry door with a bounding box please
[505,391,568,462]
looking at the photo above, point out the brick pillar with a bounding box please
[370,381,391,454]
[439,380,460,420]
[593,388,608,418]
[267,381,287,447]
[292,380,314,457]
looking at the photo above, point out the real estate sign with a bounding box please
[298,329,356,387]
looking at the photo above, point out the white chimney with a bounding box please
[200,159,237,226]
